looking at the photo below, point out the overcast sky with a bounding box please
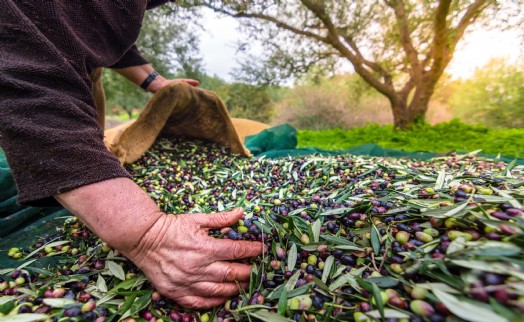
[197,8,523,82]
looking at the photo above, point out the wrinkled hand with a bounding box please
[125,208,264,309]
[148,77,200,93]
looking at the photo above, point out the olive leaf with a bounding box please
[450,260,524,280]
[370,225,381,255]
[0,296,15,315]
[284,270,301,291]
[108,276,141,294]
[321,255,334,283]
[502,159,517,177]
[365,309,410,319]
[277,287,288,316]
[0,314,52,322]
[489,297,518,321]
[432,289,507,322]
[287,243,297,271]
[97,274,108,293]
[318,207,352,216]
[492,187,522,209]
[248,310,294,322]
[415,282,460,294]
[371,283,384,319]
[23,241,70,260]
[15,259,38,271]
[421,201,470,218]
[249,263,258,295]
[312,219,322,243]
[106,261,126,281]
[333,245,365,251]
[129,290,153,316]
[42,298,75,308]
[312,276,331,293]
[320,235,360,247]
[328,274,360,291]
[434,171,447,190]
[366,276,399,288]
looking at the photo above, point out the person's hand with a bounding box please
[147,77,200,93]
[56,179,259,309]
[112,64,199,93]
[124,208,264,309]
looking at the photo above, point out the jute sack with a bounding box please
[102,82,270,164]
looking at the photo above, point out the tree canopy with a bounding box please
[191,0,522,129]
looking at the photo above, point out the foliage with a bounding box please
[298,119,524,158]
[192,0,523,129]
[273,73,455,129]
[137,5,204,79]
[103,70,151,120]
[225,83,274,123]
[200,75,275,123]
[448,58,524,128]
[274,74,391,130]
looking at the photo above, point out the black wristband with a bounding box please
[140,71,159,90]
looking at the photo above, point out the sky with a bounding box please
[197,8,523,82]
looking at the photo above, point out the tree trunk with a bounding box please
[126,106,133,120]
[390,77,435,130]
[389,96,429,130]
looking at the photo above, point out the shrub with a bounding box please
[298,120,524,158]
[449,58,524,128]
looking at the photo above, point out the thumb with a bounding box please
[198,208,244,229]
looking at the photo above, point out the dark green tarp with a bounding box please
[1,123,523,267]
[0,149,72,268]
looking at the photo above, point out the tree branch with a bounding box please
[385,0,422,80]
[300,0,396,99]
[338,32,388,76]
[203,4,328,43]
[450,0,491,51]
[427,0,452,83]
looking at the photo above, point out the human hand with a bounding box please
[112,64,200,93]
[147,77,200,93]
[125,208,264,309]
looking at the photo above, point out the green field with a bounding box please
[297,120,524,159]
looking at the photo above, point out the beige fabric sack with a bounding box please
[102,82,269,164]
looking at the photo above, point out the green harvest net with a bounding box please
[1,124,523,268]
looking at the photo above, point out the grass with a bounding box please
[297,119,524,159]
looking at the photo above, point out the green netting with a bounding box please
[1,124,523,268]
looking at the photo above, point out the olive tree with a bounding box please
[192,0,522,129]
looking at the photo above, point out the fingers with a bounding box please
[197,208,245,229]
[179,78,200,87]
[191,281,244,298]
[210,238,265,261]
[205,262,253,283]
[176,295,228,309]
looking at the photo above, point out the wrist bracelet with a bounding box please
[140,70,159,90]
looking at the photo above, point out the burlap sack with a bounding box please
[102,82,269,164]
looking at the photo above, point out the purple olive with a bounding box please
[63,306,82,317]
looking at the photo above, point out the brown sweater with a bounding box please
[0,0,171,206]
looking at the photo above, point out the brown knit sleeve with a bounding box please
[108,45,149,69]
[0,4,132,207]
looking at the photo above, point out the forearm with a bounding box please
[54,177,163,254]
[113,64,167,93]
